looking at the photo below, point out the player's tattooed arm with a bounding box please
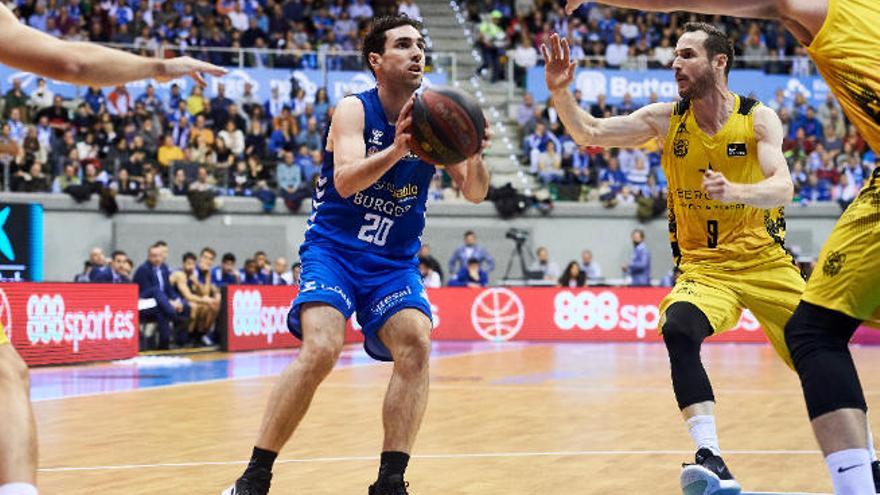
[331,95,415,198]
[702,106,793,208]
[542,34,671,148]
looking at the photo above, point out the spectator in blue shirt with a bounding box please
[211,252,241,287]
[622,229,651,286]
[240,258,264,285]
[449,230,495,276]
[448,258,489,288]
[84,87,106,114]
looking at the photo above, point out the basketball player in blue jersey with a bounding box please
[223,15,491,495]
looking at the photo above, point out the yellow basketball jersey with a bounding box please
[662,94,790,270]
[806,0,880,153]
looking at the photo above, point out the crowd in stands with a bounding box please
[469,0,816,84]
[78,242,301,349]
[5,0,412,69]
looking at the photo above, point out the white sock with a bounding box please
[0,483,38,495]
[866,417,877,462]
[686,415,720,456]
[827,449,874,495]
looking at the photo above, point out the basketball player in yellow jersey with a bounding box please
[546,22,831,495]
[0,6,225,495]
[557,0,880,493]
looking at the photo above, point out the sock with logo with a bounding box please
[377,451,410,483]
[0,483,39,495]
[686,415,721,456]
[242,446,277,478]
[827,448,874,495]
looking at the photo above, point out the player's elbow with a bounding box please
[333,171,354,199]
[52,56,88,86]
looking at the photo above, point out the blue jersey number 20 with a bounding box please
[357,213,394,246]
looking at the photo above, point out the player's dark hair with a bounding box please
[362,15,424,76]
[111,250,127,259]
[182,252,197,263]
[222,252,236,263]
[683,22,734,77]
[201,247,216,258]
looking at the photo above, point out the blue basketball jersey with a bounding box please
[303,87,436,260]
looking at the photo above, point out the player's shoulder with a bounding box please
[329,96,365,132]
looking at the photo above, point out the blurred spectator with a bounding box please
[12,162,50,193]
[110,250,131,283]
[524,121,560,174]
[623,229,651,286]
[51,163,81,193]
[269,257,293,285]
[537,140,563,184]
[4,79,28,119]
[449,230,495,275]
[448,258,489,287]
[107,85,132,117]
[579,250,603,283]
[512,33,538,87]
[169,252,218,346]
[419,257,442,288]
[29,78,54,112]
[240,258,263,285]
[477,11,506,82]
[558,261,587,288]
[212,252,241,287]
[86,247,112,282]
[291,261,302,286]
[399,0,422,21]
[134,244,185,350]
[529,246,560,281]
[418,244,444,284]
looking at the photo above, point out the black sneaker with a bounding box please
[680,448,741,495]
[368,474,410,495]
[872,460,880,493]
[221,468,272,495]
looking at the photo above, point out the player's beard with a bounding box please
[679,68,716,100]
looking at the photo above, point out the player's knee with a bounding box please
[662,302,711,358]
[300,334,343,376]
[390,329,431,374]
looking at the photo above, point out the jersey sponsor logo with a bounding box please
[370,286,414,316]
[822,250,847,277]
[470,288,525,342]
[673,121,689,158]
[727,143,747,157]
[368,129,384,146]
[352,191,414,217]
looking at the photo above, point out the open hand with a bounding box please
[541,34,575,94]
[157,56,228,86]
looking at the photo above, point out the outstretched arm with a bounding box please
[702,106,793,208]
[542,34,672,148]
[0,4,226,86]
[564,0,781,18]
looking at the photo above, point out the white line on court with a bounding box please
[38,448,824,473]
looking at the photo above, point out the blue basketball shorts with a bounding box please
[287,243,432,361]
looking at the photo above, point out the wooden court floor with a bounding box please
[31,342,880,494]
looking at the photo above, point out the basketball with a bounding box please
[410,86,486,166]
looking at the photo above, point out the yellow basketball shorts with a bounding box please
[0,322,8,346]
[802,185,880,326]
[659,254,805,368]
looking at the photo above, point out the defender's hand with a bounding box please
[157,57,228,86]
[702,170,740,203]
[541,34,576,94]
